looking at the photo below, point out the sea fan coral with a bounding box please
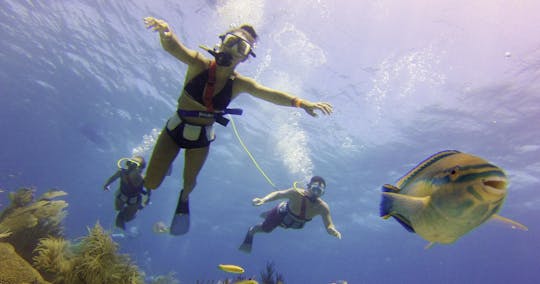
[0,188,68,263]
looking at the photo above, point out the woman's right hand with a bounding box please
[252,198,265,206]
[144,17,171,37]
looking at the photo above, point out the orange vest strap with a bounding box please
[203,61,217,112]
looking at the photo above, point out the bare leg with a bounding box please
[180,146,210,201]
[144,130,180,190]
[170,146,210,235]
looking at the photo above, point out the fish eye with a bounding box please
[448,166,460,180]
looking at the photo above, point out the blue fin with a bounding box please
[392,215,415,233]
[380,184,400,217]
[170,190,190,235]
[170,214,190,235]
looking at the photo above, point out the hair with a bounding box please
[226,24,258,43]
[309,176,326,187]
[239,24,258,40]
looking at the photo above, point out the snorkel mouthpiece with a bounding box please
[199,44,233,67]
[214,52,233,66]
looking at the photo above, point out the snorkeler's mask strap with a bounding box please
[116,157,141,170]
[117,158,130,169]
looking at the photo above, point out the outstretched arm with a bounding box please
[321,206,342,239]
[236,76,333,117]
[103,171,121,191]
[144,17,203,66]
[252,188,294,206]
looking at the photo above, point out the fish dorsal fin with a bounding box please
[491,214,528,231]
[382,184,401,193]
[396,150,460,188]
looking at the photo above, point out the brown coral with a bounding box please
[0,187,68,264]
[0,242,50,284]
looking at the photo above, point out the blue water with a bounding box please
[1,1,540,283]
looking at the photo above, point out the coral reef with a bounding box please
[0,187,67,263]
[0,242,51,284]
[148,272,180,284]
[1,187,145,283]
[260,261,284,284]
[34,222,144,284]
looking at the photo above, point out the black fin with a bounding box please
[392,214,415,233]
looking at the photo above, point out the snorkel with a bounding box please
[199,44,234,67]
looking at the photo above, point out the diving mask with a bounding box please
[199,33,256,67]
[117,157,145,170]
[126,160,140,168]
[219,33,256,58]
[308,182,325,197]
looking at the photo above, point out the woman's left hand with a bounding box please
[302,101,333,117]
[144,17,171,37]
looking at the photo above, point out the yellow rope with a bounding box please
[229,115,277,188]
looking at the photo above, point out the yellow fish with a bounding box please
[380,150,527,247]
[234,280,258,284]
[218,264,245,274]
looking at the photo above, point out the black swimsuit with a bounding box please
[117,169,143,205]
[165,68,235,149]
[184,69,234,111]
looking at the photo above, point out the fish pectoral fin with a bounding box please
[424,242,435,250]
[491,214,528,231]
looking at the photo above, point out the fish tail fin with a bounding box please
[380,191,429,233]
[380,184,400,218]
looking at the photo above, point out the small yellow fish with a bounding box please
[218,264,245,274]
[380,150,527,246]
[234,280,258,284]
